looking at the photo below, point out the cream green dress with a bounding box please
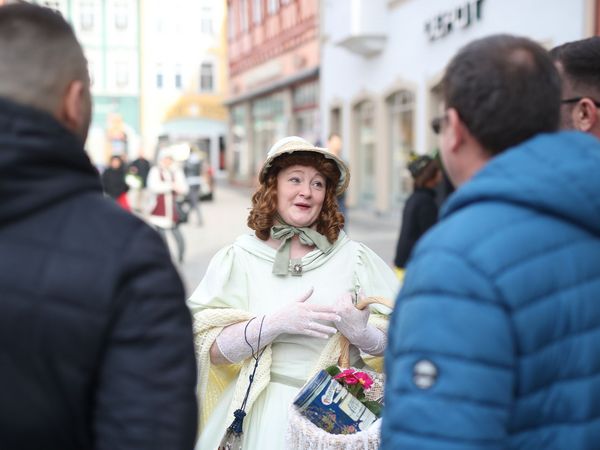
[187,231,399,450]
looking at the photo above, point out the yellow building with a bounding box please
[140,0,228,173]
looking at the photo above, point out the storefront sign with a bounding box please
[425,0,485,42]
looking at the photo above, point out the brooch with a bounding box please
[292,263,303,275]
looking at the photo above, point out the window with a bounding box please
[200,62,214,92]
[228,2,236,39]
[175,65,182,89]
[43,1,61,12]
[87,62,95,87]
[156,65,164,89]
[114,1,128,30]
[240,0,249,32]
[116,62,128,88]
[80,1,94,31]
[268,0,279,14]
[253,0,262,24]
[201,6,213,34]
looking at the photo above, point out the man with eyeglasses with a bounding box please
[382,34,600,450]
[551,36,600,139]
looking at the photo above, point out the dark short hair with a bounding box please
[442,34,561,155]
[550,37,600,99]
[0,3,88,113]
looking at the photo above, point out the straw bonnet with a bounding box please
[259,136,350,195]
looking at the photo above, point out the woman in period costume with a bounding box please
[188,136,399,449]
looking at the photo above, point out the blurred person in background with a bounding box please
[187,136,398,449]
[183,147,204,226]
[101,154,130,211]
[393,155,441,279]
[551,36,600,140]
[382,34,600,449]
[127,148,151,213]
[0,4,197,450]
[147,150,189,263]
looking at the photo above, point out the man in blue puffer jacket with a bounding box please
[382,34,600,449]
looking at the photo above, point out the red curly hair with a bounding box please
[247,151,345,242]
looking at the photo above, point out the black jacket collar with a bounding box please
[0,96,101,224]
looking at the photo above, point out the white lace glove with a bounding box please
[211,288,340,364]
[333,292,387,356]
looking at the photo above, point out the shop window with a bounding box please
[252,93,285,174]
[231,105,247,179]
[355,100,376,205]
[293,81,318,143]
[387,90,415,208]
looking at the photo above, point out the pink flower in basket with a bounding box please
[334,369,373,390]
[355,371,374,390]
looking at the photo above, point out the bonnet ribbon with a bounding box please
[270,216,331,276]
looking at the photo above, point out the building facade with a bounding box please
[35,0,141,168]
[226,0,320,185]
[321,0,597,215]
[140,0,227,172]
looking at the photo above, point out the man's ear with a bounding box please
[573,98,598,133]
[57,80,86,134]
[445,107,465,153]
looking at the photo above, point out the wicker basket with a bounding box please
[284,296,392,450]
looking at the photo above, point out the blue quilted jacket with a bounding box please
[382,131,600,449]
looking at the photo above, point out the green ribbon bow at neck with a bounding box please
[270,217,332,276]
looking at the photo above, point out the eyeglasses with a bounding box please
[561,97,600,108]
[430,115,448,134]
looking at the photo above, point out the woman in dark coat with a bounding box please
[394,155,442,271]
[102,155,130,210]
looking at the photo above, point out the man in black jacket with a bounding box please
[0,4,197,449]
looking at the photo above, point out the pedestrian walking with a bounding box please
[0,4,197,450]
[183,148,205,226]
[382,34,600,449]
[127,149,152,213]
[147,150,189,263]
[393,155,441,275]
[101,154,130,211]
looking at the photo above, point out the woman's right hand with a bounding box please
[211,288,340,365]
[267,287,340,339]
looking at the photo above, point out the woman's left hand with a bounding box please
[333,292,370,343]
[333,291,387,355]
